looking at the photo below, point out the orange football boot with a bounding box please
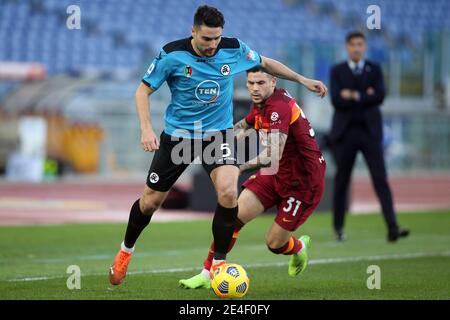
[109,249,133,285]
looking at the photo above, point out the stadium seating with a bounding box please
[0,0,449,75]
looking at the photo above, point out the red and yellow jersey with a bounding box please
[244,88,325,191]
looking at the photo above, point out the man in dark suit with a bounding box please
[328,31,409,242]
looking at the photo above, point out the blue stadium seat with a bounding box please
[0,0,448,74]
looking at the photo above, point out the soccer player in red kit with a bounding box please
[179,67,326,289]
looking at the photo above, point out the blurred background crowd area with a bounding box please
[0,0,449,184]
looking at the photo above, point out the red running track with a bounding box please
[0,181,210,225]
[351,174,450,213]
[0,174,449,225]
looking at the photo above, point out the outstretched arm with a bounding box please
[239,131,288,173]
[260,56,327,98]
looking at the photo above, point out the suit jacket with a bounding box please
[328,60,385,144]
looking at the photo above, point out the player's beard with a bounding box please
[202,48,216,56]
[252,96,262,104]
[251,94,265,105]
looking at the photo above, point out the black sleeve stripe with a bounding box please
[218,37,240,49]
[161,37,240,55]
[141,79,152,88]
[163,38,190,54]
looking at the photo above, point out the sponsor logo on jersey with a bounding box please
[149,172,159,183]
[184,65,193,78]
[195,80,220,103]
[196,58,215,63]
[145,63,155,76]
[220,64,231,76]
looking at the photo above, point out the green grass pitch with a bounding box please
[1,210,449,300]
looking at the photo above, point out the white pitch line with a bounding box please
[6,251,450,283]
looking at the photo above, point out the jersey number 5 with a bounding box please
[283,197,301,216]
[221,143,231,158]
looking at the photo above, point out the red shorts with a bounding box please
[242,167,325,231]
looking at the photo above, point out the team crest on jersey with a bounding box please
[270,112,279,121]
[220,64,231,76]
[184,65,193,78]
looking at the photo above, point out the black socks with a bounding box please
[124,199,152,249]
[212,203,238,260]
[124,199,237,259]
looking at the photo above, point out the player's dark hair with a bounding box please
[246,66,274,79]
[246,66,263,74]
[346,31,366,43]
[193,5,225,28]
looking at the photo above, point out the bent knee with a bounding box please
[216,185,238,206]
[140,191,164,215]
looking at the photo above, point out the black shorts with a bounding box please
[146,130,238,192]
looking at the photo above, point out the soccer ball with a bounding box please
[210,263,250,299]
